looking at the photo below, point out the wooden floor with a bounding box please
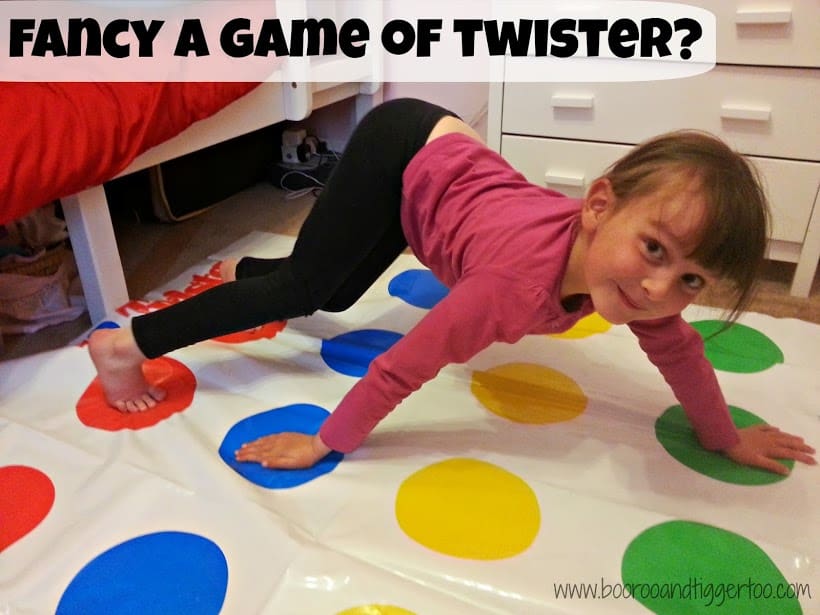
[3,182,819,360]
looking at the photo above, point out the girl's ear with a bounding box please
[581,177,616,231]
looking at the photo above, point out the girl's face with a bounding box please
[579,178,718,324]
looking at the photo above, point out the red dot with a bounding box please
[76,357,196,431]
[0,466,55,552]
[213,321,286,344]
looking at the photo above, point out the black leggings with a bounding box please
[132,98,457,358]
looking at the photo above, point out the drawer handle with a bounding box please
[550,95,594,110]
[734,9,792,25]
[545,172,586,188]
[720,104,771,122]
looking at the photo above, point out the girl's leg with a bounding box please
[90,98,456,408]
[134,98,456,357]
[230,97,456,311]
[285,97,456,312]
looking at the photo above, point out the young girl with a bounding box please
[89,98,816,474]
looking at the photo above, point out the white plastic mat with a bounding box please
[1,233,817,614]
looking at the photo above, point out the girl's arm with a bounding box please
[318,271,540,453]
[629,316,739,450]
[235,271,542,468]
[629,316,815,474]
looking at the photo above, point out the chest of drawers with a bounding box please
[488,1,820,297]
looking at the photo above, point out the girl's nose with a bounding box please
[641,274,676,302]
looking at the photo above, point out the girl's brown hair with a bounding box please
[601,130,770,324]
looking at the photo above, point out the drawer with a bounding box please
[500,135,819,244]
[755,156,820,244]
[501,135,625,199]
[501,65,820,161]
[685,0,820,68]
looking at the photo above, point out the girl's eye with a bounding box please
[681,273,705,292]
[644,239,664,260]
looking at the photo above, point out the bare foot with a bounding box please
[219,259,239,283]
[88,328,166,412]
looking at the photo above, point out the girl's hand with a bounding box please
[723,425,816,475]
[235,432,332,469]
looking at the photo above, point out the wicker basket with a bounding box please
[0,243,67,277]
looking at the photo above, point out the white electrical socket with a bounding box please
[281,144,301,162]
[281,128,307,147]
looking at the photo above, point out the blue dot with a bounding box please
[320,329,403,377]
[219,404,343,488]
[388,269,449,309]
[56,531,227,615]
[83,320,120,345]
[94,321,121,330]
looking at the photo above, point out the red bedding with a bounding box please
[0,82,261,226]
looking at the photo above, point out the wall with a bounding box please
[306,82,490,153]
[383,82,489,138]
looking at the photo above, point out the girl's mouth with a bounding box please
[617,286,643,311]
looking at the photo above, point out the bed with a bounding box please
[2,80,380,326]
[1,82,262,227]
[1,0,384,325]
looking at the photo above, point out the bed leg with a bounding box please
[355,87,383,123]
[62,186,129,324]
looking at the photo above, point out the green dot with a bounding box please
[622,521,802,614]
[655,405,793,485]
[690,320,783,373]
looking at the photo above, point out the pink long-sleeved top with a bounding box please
[318,134,740,454]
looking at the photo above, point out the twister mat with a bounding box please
[1,232,817,614]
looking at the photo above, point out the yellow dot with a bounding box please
[471,362,587,424]
[336,606,416,615]
[550,312,611,339]
[395,458,540,560]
